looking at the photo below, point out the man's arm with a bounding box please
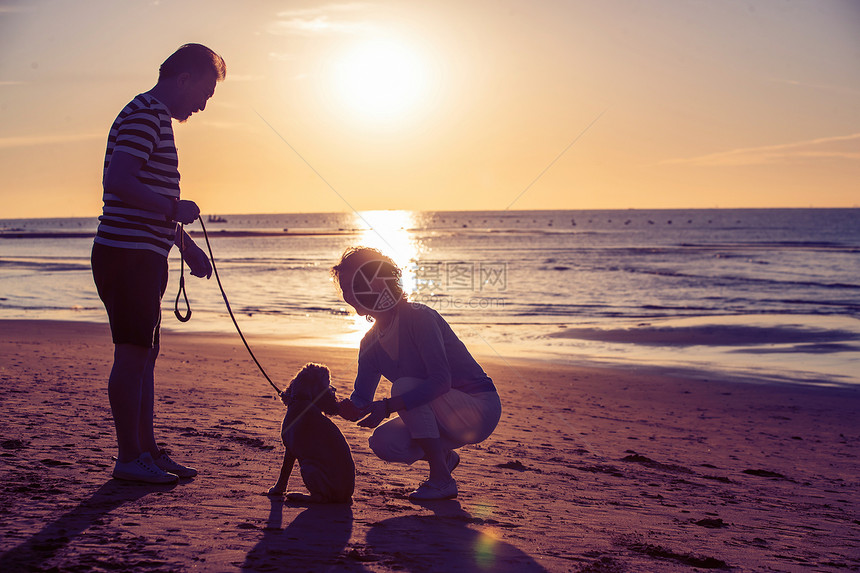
[104,151,199,224]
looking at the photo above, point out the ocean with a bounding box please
[1,208,858,387]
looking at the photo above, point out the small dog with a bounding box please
[267,363,355,503]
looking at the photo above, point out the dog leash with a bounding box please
[174,227,192,323]
[175,218,368,430]
[174,219,283,395]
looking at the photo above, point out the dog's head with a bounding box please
[280,362,340,416]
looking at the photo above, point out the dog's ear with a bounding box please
[281,373,302,404]
[284,367,310,403]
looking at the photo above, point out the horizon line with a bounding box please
[3,205,860,222]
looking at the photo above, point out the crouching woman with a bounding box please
[333,247,502,501]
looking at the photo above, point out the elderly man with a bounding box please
[91,44,225,483]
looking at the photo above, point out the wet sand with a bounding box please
[1,319,858,572]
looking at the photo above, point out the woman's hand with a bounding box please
[357,400,389,429]
[338,399,366,422]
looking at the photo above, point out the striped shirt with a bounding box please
[95,93,179,257]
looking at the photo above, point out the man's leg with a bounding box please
[108,343,151,463]
[138,343,198,478]
[138,345,160,456]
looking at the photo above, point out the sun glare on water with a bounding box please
[331,39,432,123]
[355,209,420,290]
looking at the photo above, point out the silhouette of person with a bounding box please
[91,44,225,483]
[333,247,502,500]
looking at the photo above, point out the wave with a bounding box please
[211,304,348,318]
[581,264,860,291]
[679,241,859,251]
[0,302,102,312]
[0,258,92,272]
[507,302,859,320]
[190,229,360,238]
[548,324,860,347]
[0,232,95,239]
[732,342,859,355]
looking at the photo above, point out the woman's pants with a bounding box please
[368,377,502,464]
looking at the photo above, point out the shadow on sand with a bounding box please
[242,498,360,572]
[0,479,176,571]
[365,500,548,572]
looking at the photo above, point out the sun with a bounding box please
[331,38,431,123]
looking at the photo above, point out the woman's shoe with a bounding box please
[408,478,458,501]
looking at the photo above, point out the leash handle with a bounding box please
[174,224,192,322]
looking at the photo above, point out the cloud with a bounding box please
[663,133,860,166]
[274,3,374,18]
[0,5,34,13]
[768,77,860,97]
[0,80,27,86]
[267,3,376,35]
[0,133,103,149]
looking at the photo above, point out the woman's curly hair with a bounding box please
[330,246,405,302]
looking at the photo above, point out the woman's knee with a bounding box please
[435,391,502,446]
[368,422,422,464]
[367,431,394,461]
[368,431,406,463]
[470,392,502,444]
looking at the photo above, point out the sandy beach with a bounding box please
[1,319,858,572]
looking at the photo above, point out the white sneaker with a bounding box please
[408,478,458,501]
[153,449,198,478]
[113,452,178,484]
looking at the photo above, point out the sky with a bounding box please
[1,0,859,218]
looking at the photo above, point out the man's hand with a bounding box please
[174,200,200,225]
[338,399,366,422]
[183,241,212,279]
[357,400,388,429]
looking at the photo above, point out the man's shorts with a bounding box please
[91,242,169,348]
